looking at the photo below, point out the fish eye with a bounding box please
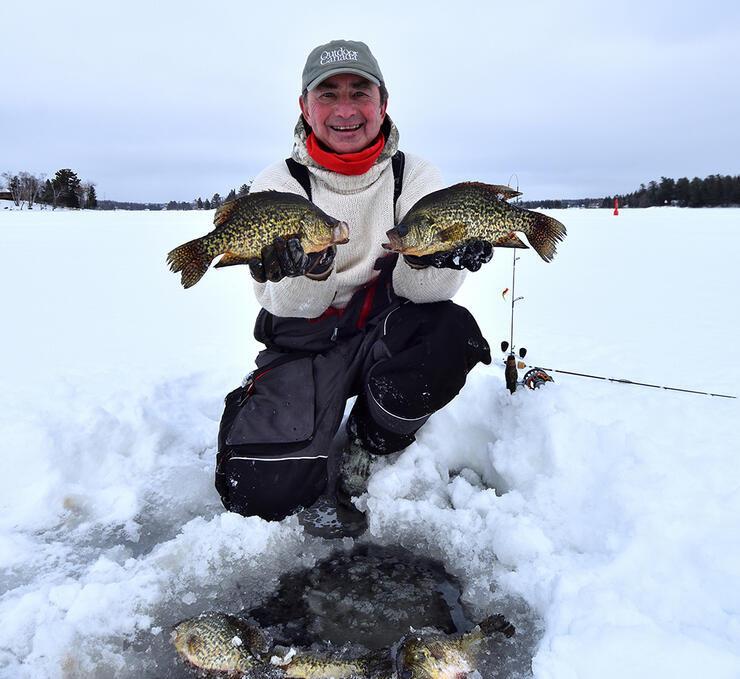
[400,670,413,679]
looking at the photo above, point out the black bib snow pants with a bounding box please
[215,254,491,521]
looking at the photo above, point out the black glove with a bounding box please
[404,240,493,272]
[248,237,335,283]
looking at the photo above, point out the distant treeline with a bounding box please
[1,169,252,212]
[164,184,252,211]
[1,168,97,209]
[6,171,738,212]
[98,183,253,211]
[520,174,740,210]
[609,174,740,208]
[97,200,165,211]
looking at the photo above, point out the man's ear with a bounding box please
[299,95,311,125]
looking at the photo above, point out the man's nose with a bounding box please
[333,95,357,117]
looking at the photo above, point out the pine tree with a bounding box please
[86,184,98,209]
[211,193,222,209]
[675,178,690,207]
[237,183,251,197]
[688,178,704,207]
[658,177,676,205]
[226,188,236,203]
[204,198,211,209]
[54,169,82,208]
[196,197,203,209]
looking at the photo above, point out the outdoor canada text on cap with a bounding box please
[302,39,384,93]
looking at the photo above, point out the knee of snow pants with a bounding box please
[216,455,327,521]
[347,301,490,455]
[215,351,349,521]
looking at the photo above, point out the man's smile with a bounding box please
[329,123,363,132]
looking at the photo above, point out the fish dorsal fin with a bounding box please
[489,184,523,201]
[214,251,252,268]
[213,198,241,227]
[496,233,530,249]
[463,181,522,201]
[438,222,467,243]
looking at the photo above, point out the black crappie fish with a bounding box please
[167,191,349,288]
[273,649,391,678]
[383,182,566,262]
[394,614,515,679]
[172,612,392,678]
[172,612,270,676]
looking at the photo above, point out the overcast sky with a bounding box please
[1,0,738,202]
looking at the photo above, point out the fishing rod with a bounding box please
[501,174,539,394]
[497,187,735,398]
[500,271,735,398]
[516,363,736,399]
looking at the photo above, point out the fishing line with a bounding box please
[497,177,735,399]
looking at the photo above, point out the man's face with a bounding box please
[299,73,387,154]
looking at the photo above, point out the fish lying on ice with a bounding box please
[394,614,516,679]
[383,182,566,262]
[172,612,269,676]
[166,192,349,288]
[172,611,514,678]
[172,611,389,677]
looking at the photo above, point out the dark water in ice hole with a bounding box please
[247,543,474,649]
[147,543,539,678]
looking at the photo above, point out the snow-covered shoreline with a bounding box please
[1,207,738,677]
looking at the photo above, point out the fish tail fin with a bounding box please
[479,614,515,638]
[526,211,567,262]
[166,237,213,288]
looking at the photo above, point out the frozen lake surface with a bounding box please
[1,205,739,678]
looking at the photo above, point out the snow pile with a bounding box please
[1,207,739,678]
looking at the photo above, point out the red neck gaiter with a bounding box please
[306,131,386,176]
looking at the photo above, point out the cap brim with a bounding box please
[306,68,381,91]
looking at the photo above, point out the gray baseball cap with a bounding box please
[302,40,384,92]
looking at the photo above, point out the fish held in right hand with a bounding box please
[166,191,349,289]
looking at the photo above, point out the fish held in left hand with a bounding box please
[166,191,349,288]
[384,182,566,263]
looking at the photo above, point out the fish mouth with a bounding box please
[383,229,405,253]
[332,220,350,244]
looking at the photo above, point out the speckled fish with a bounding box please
[383,182,566,262]
[272,649,391,678]
[395,614,515,679]
[172,612,270,677]
[167,191,349,288]
[172,612,392,678]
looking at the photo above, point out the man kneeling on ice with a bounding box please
[215,40,492,528]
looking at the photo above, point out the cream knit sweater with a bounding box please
[249,117,466,318]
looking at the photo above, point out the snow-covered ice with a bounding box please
[1,205,739,678]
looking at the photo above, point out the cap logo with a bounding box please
[320,48,359,65]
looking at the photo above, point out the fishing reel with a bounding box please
[501,341,553,394]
